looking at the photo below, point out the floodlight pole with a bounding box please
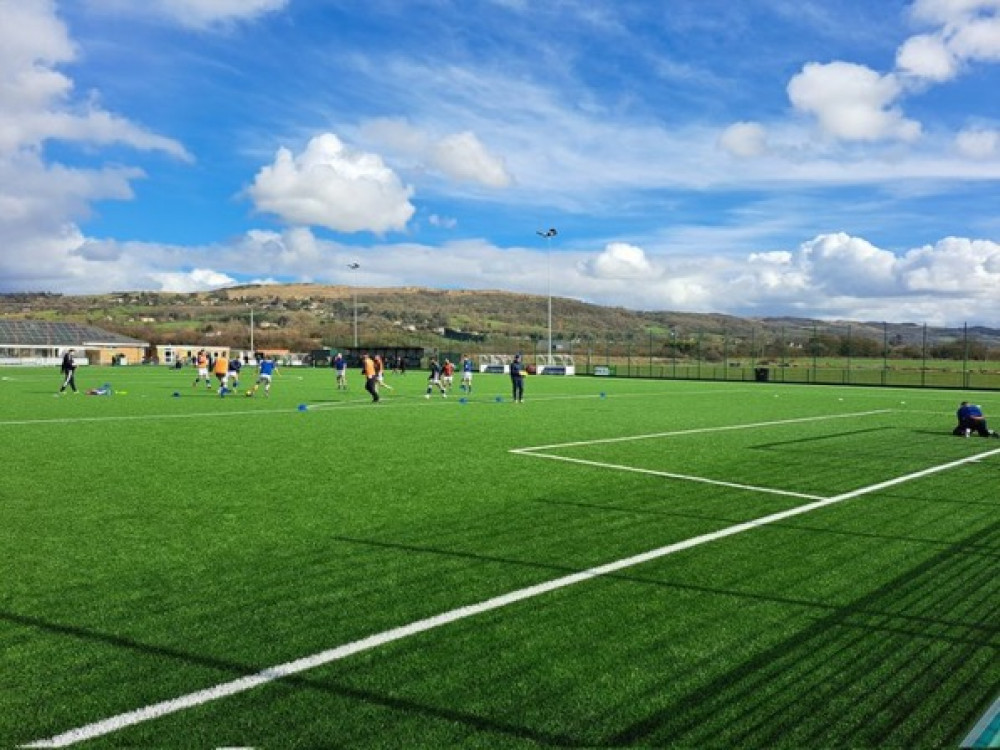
[348,262,360,347]
[248,304,254,358]
[536,228,558,364]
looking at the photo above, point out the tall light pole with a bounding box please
[536,228,558,364]
[248,303,254,359]
[348,262,360,348]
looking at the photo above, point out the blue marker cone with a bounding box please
[495,395,503,403]
[172,391,180,398]
[297,404,308,412]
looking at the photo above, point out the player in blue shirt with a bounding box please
[247,356,277,398]
[334,352,347,390]
[225,357,242,393]
[953,401,999,437]
[460,356,474,393]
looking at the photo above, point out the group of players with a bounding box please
[346,352,478,403]
[191,349,278,398]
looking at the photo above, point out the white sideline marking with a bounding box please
[23,446,1000,748]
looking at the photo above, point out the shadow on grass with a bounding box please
[603,520,1000,748]
[749,425,893,449]
[2,609,582,747]
[6,520,998,748]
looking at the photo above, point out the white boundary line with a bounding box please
[962,694,1000,748]
[511,409,891,453]
[511,452,826,500]
[508,410,891,501]
[23,444,1000,748]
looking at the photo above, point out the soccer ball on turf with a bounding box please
[245,390,254,397]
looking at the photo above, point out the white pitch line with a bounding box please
[513,451,826,500]
[961,693,1000,749]
[23,444,1000,748]
[511,409,891,453]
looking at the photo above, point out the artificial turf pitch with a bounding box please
[1,365,997,748]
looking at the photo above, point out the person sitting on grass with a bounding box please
[953,401,1000,438]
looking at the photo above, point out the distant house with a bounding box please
[0,319,149,366]
[153,344,231,367]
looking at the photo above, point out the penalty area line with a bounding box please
[511,409,892,453]
[21,443,1000,749]
[513,451,826,501]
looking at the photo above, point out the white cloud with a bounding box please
[896,33,958,81]
[150,268,237,292]
[361,118,512,188]
[800,233,899,295]
[898,235,1000,292]
[87,0,290,29]
[582,242,657,279]
[718,122,769,157]
[787,62,921,142]
[910,0,1000,25]
[429,131,513,188]
[955,126,1000,156]
[248,133,416,234]
[947,13,1000,61]
[0,1,190,159]
[900,1,1000,83]
[428,214,458,229]
[0,0,190,291]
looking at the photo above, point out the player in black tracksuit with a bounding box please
[510,355,524,403]
[59,349,78,394]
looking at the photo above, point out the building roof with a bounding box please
[0,319,148,347]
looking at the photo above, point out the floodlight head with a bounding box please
[348,262,360,269]
[536,228,558,238]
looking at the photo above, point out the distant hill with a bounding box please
[1,285,997,356]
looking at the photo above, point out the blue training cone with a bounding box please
[297,404,308,412]
[495,395,503,403]
[172,391,180,398]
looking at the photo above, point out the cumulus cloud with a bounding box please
[0,1,190,158]
[718,122,769,157]
[896,33,958,81]
[150,268,237,292]
[582,242,657,279]
[799,233,899,295]
[429,131,513,187]
[0,0,193,293]
[898,235,1000,292]
[248,134,416,234]
[955,126,1000,156]
[787,62,921,142]
[361,117,513,188]
[900,1,1000,82]
[725,231,1000,323]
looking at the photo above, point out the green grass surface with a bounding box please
[1,365,998,748]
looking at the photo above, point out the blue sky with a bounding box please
[2,0,1000,325]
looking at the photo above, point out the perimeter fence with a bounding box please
[440,322,1000,391]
